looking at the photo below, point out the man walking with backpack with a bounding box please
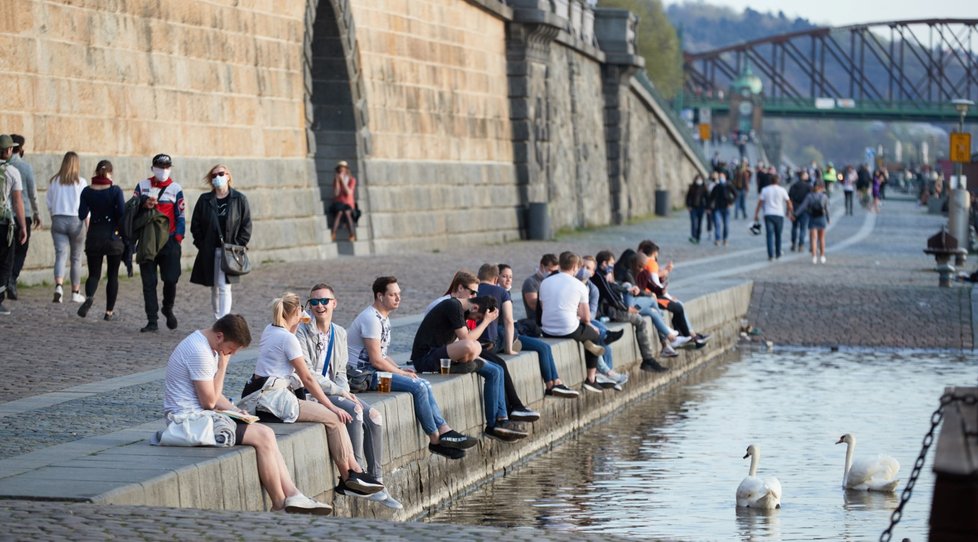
[134,153,186,332]
[0,135,28,315]
[754,174,793,261]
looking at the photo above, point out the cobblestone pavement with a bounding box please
[0,499,631,541]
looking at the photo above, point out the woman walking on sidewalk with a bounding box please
[46,151,87,304]
[76,160,125,320]
[794,181,830,264]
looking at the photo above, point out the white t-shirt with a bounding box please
[46,176,87,217]
[539,271,588,336]
[347,305,390,372]
[163,330,217,416]
[253,324,303,378]
[759,184,791,217]
[1,163,22,214]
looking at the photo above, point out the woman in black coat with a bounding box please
[190,164,252,320]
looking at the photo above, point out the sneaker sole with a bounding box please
[508,413,540,423]
[439,437,478,450]
[551,389,580,398]
[343,479,384,494]
[285,504,333,515]
[484,430,524,442]
[582,384,603,393]
[428,446,466,459]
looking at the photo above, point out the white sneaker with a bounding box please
[71,292,86,303]
[368,489,404,510]
[53,284,63,303]
[812,256,818,264]
[820,255,826,264]
[284,494,332,515]
[670,335,692,349]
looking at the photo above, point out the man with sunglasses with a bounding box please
[295,283,402,509]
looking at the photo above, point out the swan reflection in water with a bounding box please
[735,506,782,541]
[843,488,899,511]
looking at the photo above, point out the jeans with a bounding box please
[330,394,383,480]
[844,190,854,215]
[140,237,181,322]
[381,373,446,436]
[734,190,747,219]
[688,208,704,241]
[518,334,559,382]
[592,319,614,372]
[475,360,507,427]
[51,215,85,285]
[624,293,671,338]
[622,310,657,361]
[764,215,785,258]
[791,211,809,250]
[712,207,730,241]
[481,349,527,414]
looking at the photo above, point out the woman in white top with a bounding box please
[46,151,87,303]
[243,293,384,496]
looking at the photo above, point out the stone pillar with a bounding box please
[506,1,564,237]
[594,9,643,224]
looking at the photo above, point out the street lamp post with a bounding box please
[949,99,973,267]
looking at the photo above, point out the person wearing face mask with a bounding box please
[133,154,186,332]
[685,173,708,244]
[190,165,252,321]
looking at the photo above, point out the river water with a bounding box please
[425,348,977,541]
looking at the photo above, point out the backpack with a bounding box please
[809,195,825,217]
[725,184,737,206]
[0,162,11,222]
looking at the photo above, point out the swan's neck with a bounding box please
[843,441,854,485]
[749,451,760,477]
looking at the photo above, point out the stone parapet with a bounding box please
[0,280,751,519]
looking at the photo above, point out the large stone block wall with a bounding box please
[2,1,330,284]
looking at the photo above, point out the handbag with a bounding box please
[210,199,251,276]
[238,376,300,423]
[152,411,218,447]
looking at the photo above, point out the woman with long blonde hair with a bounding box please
[241,293,385,496]
[45,151,87,303]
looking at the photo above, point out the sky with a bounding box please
[663,0,978,27]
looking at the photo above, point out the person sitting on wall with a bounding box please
[328,160,359,242]
[636,241,710,348]
[521,253,559,321]
[578,256,628,389]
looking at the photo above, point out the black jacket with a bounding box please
[190,189,252,286]
[788,180,812,209]
[708,182,734,210]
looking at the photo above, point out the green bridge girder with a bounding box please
[682,98,978,123]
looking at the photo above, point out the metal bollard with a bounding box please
[937,262,955,287]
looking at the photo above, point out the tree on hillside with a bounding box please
[600,0,684,99]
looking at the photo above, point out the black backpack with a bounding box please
[809,195,825,217]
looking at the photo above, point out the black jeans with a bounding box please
[664,299,692,337]
[86,250,123,311]
[140,237,181,322]
[544,323,600,370]
[0,224,13,303]
[9,221,30,287]
[480,348,527,413]
[844,191,854,215]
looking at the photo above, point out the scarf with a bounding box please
[91,175,113,186]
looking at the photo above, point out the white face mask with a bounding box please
[211,175,228,188]
[695,179,703,185]
[152,167,170,182]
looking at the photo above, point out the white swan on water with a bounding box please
[736,444,782,509]
[836,433,900,492]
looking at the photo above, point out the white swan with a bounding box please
[836,433,900,492]
[736,444,783,509]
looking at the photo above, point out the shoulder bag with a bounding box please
[210,199,251,276]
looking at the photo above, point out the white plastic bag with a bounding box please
[153,411,217,446]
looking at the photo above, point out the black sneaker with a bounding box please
[334,480,372,498]
[546,384,580,398]
[496,420,528,437]
[582,379,603,393]
[140,321,159,333]
[0,302,10,316]
[695,333,712,344]
[429,442,466,459]
[77,297,93,318]
[6,283,17,300]
[438,429,478,450]
[640,359,669,373]
[449,358,484,374]
[162,307,178,330]
[484,424,524,442]
[103,312,115,321]
[509,408,540,422]
[604,329,625,344]
[343,470,383,495]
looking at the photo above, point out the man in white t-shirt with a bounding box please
[0,134,28,315]
[347,276,478,459]
[754,174,794,261]
[538,251,606,393]
[162,314,331,514]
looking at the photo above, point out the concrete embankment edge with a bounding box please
[0,280,751,520]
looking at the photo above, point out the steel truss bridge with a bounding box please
[682,19,978,122]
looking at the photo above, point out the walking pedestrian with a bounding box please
[842,166,856,216]
[794,181,830,264]
[6,134,40,300]
[0,134,29,316]
[190,164,252,321]
[134,153,186,332]
[76,160,125,320]
[708,171,734,246]
[787,171,812,252]
[754,174,793,261]
[732,160,751,219]
[685,174,708,244]
[46,151,87,303]
[871,170,884,213]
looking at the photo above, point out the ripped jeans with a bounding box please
[329,394,383,481]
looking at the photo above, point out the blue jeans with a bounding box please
[712,207,729,241]
[591,319,614,372]
[791,211,809,249]
[624,294,671,338]
[376,373,446,436]
[476,361,507,427]
[518,334,559,382]
[688,208,704,241]
[764,215,785,258]
[734,190,747,219]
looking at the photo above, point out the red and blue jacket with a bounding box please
[133,177,186,242]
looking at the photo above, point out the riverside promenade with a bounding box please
[0,190,971,540]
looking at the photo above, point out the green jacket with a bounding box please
[133,208,170,263]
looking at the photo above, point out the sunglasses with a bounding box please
[466,287,478,297]
[210,171,228,179]
[308,297,333,306]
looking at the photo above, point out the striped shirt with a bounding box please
[163,330,217,416]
